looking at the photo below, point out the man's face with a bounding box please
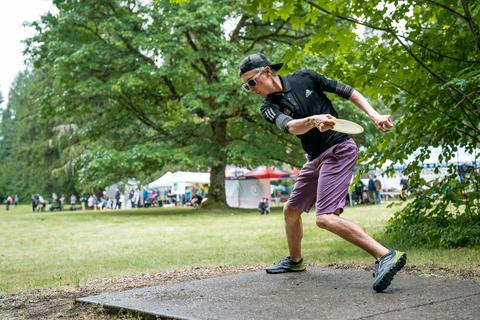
[241,66,274,98]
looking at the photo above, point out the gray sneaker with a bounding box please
[373,250,407,292]
[266,256,306,274]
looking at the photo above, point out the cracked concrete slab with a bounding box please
[77,268,480,320]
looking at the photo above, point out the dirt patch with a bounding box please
[0,265,264,320]
[1,264,478,319]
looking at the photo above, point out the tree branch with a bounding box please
[373,75,480,138]
[392,34,447,83]
[394,34,479,111]
[161,76,181,100]
[306,1,391,32]
[242,33,311,41]
[190,63,208,79]
[461,0,480,58]
[444,88,479,133]
[243,20,288,53]
[307,0,478,64]
[421,0,467,20]
[398,34,480,64]
[184,31,199,51]
[117,93,197,147]
[303,2,479,111]
[230,14,247,43]
[74,20,183,103]
[184,31,218,81]
[118,93,160,132]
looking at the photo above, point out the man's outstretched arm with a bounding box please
[349,90,393,133]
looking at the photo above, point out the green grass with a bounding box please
[0,204,479,294]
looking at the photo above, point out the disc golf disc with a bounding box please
[332,119,364,135]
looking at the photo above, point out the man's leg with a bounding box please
[314,139,387,257]
[314,139,407,291]
[284,206,303,261]
[316,213,388,259]
[265,155,319,274]
[265,205,306,274]
[316,213,406,292]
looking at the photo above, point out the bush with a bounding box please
[384,178,480,248]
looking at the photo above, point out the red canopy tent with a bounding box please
[225,167,250,178]
[292,167,300,177]
[245,167,290,179]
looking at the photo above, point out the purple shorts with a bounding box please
[287,138,358,216]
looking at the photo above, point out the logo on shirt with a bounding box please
[282,107,293,116]
[305,89,312,98]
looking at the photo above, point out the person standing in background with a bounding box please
[374,177,382,204]
[5,196,13,211]
[367,176,376,204]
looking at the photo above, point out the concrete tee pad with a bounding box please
[77,267,480,320]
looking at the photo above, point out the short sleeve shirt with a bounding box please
[260,69,353,161]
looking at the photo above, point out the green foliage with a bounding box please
[24,0,317,203]
[10,0,479,224]
[0,70,78,199]
[252,0,480,247]
[0,99,14,162]
[386,206,480,248]
[386,210,480,249]
[385,164,480,248]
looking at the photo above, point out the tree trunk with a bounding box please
[202,117,228,209]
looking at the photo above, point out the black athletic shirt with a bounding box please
[260,69,354,161]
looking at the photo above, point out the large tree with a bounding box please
[253,0,479,246]
[26,0,338,206]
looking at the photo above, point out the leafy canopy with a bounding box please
[252,0,479,247]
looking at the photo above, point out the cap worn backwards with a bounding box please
[239,53,283,76]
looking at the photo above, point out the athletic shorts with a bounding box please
[287,138,358,216]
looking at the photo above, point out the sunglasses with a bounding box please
[242,67,265,91]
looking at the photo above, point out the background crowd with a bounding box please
[1,184,207,212]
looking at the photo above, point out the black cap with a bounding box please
[239,53,283,76]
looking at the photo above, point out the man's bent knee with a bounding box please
[316,214,335,229]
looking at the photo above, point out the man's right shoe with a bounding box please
[373,250,407,292]
[266,256,306,274]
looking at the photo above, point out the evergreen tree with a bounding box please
[0,70,78,200]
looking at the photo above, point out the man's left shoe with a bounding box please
[372,250,407,292]
[266,256,306,274]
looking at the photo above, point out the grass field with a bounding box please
[1,204,479,294]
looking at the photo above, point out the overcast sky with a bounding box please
[0,0,55,107]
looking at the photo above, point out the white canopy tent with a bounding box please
[170,171,210,184]
[225,178,271,209]
[147,171,175,188]
[147,171,210,195]
[147,170,273,207]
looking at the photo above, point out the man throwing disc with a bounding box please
[239,53,406,292]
